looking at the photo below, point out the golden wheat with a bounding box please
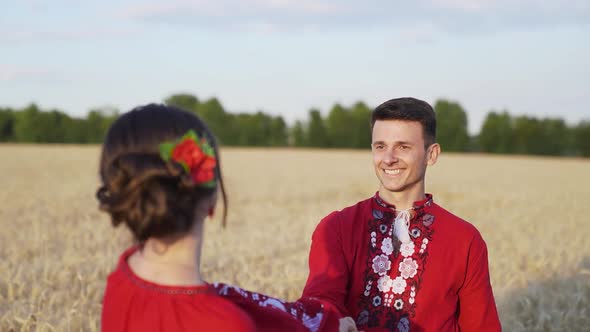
[0,145,588,331]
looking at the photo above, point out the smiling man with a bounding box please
[301,97,501,332]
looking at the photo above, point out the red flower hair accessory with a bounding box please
[159,130,217,188]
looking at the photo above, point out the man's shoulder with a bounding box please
[311,196,372,246]
[312,196,372,237]
[431,202,482,240]
[321,196,373,224]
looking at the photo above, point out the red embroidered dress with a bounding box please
[102,247,338,332]
[101,247,256,332]
[302,193,501,332]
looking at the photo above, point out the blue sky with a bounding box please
[1,0,589,134]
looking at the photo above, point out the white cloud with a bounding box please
[426,0,590,12]
[119,0,345,20]
[116,0,359,31]
[0,27,139,44]
[427,0,490,11]
[115,0,590,36]
[0,65,55,82]
[261,0,342,13]
[394,21,441,44]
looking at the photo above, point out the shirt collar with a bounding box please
[372,191,433,211]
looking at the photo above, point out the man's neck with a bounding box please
[378,186,426,210]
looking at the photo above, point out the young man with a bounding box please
[302,98,501,332]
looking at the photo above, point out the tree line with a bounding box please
[0,94,588,157]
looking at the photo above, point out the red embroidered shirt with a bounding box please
[302,193,501,332]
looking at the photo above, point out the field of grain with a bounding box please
[1,145,589,331]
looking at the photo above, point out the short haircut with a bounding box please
[371,97,436,147]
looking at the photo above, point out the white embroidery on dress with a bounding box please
[259,298,287,312]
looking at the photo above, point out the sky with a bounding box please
[1,0,589,134]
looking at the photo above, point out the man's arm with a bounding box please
[301,211,351,318]
[457,232,502,331]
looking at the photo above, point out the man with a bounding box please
[302,97,501,332]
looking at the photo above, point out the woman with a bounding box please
[98,104,347,331]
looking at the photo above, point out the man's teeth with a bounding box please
[384,169,401,175]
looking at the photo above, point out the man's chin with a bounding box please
[379,182,406,194]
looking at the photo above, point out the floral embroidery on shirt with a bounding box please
[356,194,435,331]
[400,242,415,257]
[381,237,394,255]
[399,258,418,279]
[372,255,392,275]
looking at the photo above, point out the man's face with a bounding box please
[371,120,438,194]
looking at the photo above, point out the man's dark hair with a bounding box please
[371,97,436,147]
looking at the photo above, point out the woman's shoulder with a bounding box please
[103,247,256,332]
[102,286,255,331]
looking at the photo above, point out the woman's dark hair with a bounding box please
[371,97,437,147]
[96,104,228,242]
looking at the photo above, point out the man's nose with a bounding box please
[383,148,399,164]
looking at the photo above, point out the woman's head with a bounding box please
[97,104,227,242]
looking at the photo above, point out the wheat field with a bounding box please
[0,145,589,331]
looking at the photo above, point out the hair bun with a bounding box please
[97,152,198,241]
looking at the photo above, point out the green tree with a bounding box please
[269,116,288,146]
[40,110,69,142]
[14,106,73,143]
[85,107,119,143]
[513,116,544,155]
[165,94,200,112]
[86,110,106,143]
[434,99,469,152]
[291,120,306,147]
[307,109,328,147]
[539,118,569,156]
[350,101,371,149]
[574,121,590,157]
[198,98,230,143]
[251,112,271,146]
[478,111,514,154]
[14,103,43,142]
[325,103,351,148]
[232,112,284,146]
[62,117,89,143]
[233,113,256,146]
[0,108,15,141]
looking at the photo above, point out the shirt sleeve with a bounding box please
[457,232,502,332]
[212,282,335,332]
[301,211,350,318]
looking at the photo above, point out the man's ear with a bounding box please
[426,143,441,166]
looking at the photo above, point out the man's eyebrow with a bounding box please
[372,140,414,146]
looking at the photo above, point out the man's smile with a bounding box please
[383,168,403,176]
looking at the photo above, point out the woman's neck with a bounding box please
[129,232,205,286]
